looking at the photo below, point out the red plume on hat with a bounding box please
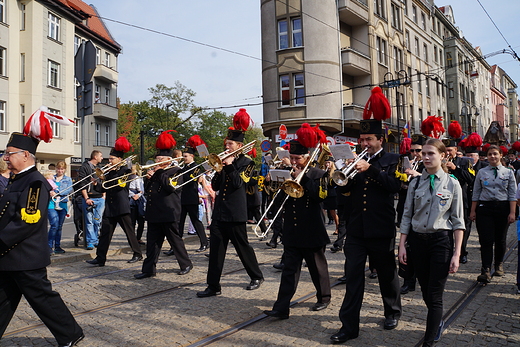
[465,132,482,148]
[233,108,254,132]
[296,123,318,148]
[155,130,177,149]
[363,87,391,121]
[248,147,257,158]
[282,143,290,150]
[400,137,411,154]
[458,138,467,149]
[114,136,131,153]
[187,135,205,149]
[313,124,327,144]
[421,115,445,139]
[512,141,520,152]
[482,143,491,153]
[500,145,508,156]
[448,121,462,140]
[23,106,75,143]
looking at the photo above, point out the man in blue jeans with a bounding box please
[78,150,105,249]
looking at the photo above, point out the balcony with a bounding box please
[338,0,369,26]
[343,103,364,122]
[341,48,370,76]
[93,64,118,84]
[93,103,118,121]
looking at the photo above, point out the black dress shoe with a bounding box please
[86,259,104,267]
[311,302,329,311]
[330,331,358,343]
[368,272,378,279]
[59,333,85,347]
[196,245,208,252]
[400,284,415,295]
[330,246,342,253]
[197,287,221,298]
[266,241,277,248]
[134,272,156,279]
[246,278,264,290]
[337,276,347,284]
[178,264,193,275]
[263,310,289,320]
[163,249,175,256]
[434,320,444,342]
[273,262,284,270]
[127,255,143,263]
[460,255,468,264]
[384,318,399,330]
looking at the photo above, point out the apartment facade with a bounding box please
[0,0,120,174]
[260,0,518,148]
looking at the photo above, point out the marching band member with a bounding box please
[178,135,209,252]
[197,109,264,297]
[264,123,331,319]
[87,137,143,266]
[0,115,83,345]
[398,138,464,347]
[134,131,193,278]
[331,88,402,343]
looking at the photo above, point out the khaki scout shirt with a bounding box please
[400,168,465,235]
[472,165,517,202]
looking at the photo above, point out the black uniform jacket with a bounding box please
[145,166,182,223]
[246,175,261,208]
[449,157,475,209]
[180,161,200,205]
[338,150,401,239]
[0,167,52,271]
[211,154,254,223]
[282,167,330,248]
[102,166,131,217]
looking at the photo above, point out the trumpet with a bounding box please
[254,145,322,238]
[331,148,370,186]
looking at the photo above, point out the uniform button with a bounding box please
[424,225,427,228]
[363,208,367,211]
[364,188,367,191]
[426,212,428,214]
[294,217,297,220]
[365,181,368,184]
[363,201,366,204]
[363,194,366,197]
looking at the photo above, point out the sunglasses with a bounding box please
[411,149,422,153]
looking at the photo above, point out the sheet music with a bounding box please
[270,169,291,182]
[196,144,210,158]
[329,144,355,160]
[276,149,290,159]
[402,157,412,170]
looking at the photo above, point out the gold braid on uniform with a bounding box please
[395,156,408,182]
[319,175,328,199]
[257,175,265,192]
[468,162,475,176]
[21,181,42,224]
[240,162,256,183]
[118,178,127,188]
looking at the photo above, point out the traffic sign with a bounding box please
[260,140,271,152]
[279,124,287,140]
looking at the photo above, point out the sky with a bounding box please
[91,0,520,126]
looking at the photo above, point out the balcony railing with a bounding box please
[93,64,118,84]
[93,103,118,121]
[341,48,371,76]
[338,0,369,25]
[343,103,364,121]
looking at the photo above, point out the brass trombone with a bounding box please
[253,145,322,238]
[101,157,183,189]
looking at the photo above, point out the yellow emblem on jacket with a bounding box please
[21,184,41,224]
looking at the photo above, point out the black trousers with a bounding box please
[269,214,283,244]
[408,231,452,344]
[142,222,192,274]
[272,246,331,314]
[475,202,510,268]
[250,206,267,236]
[130,204,145,241]
[0,268,83,345]
[96,213,142,263]
[73,195,84,235]
[207,220,263,291]
[338,236,401,336]
[179,204,208,247]
[332,204,348,249]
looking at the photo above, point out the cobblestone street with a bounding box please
[2,221,519,346]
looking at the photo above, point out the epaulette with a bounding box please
[21,180,43,224]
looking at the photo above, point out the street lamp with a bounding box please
[460,105,479,133]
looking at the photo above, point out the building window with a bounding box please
[397,92,404,119]
[394,47,403,72]
[423,44,428,62]
[446,52,452,67]
[433,46,438,63]
[20,104,25,129]
[448,81,454,98]
[74,36,81,55]
[278,17,303,50]
[0,46,5,77]
[421,13,426,30]
[95,84,101,103]
[74,118,80,142]
[20,3,26,30]
[0,101,5,132]
[404,0,408,16]
[95,123,100,146]
[0,0,5,23]
[405,30,410,50]
[280,73,305,106]
[104,125,110,146]
[425,77,430,97]
[376,36,387,65]
[414,37,419,57]
[104,88,110,104]
[419,108,423,123]
[417,71,422,93]
[412,5,417,23]
[20,53,25,81]
[439,49,443,66]
[104,52,110,67]
[374,0,386,19]
[432,16,436,33]
[49,109,60,138]
[96,47,101,64]
[48,60,60,88]
[391,3,402,30]
[48,12,60,41]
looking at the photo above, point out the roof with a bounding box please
[53,0,121,51]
